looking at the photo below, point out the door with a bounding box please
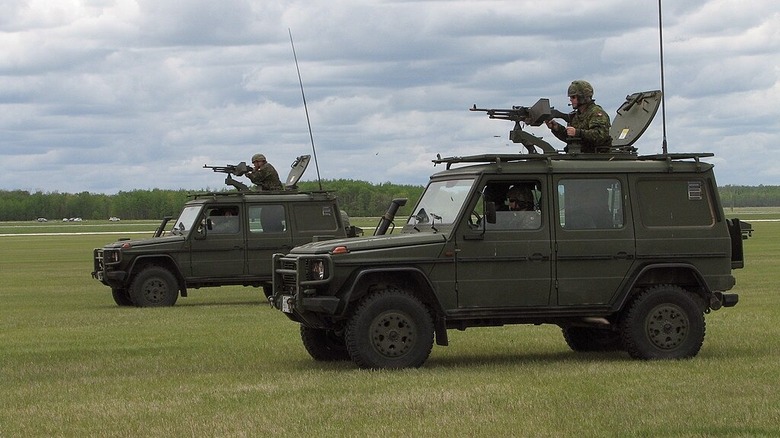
[553,176,636,305]
[190,205,246,278]
[246,204,293,279]
[455,178,553,308]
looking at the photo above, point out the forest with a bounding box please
[0,182,776,222]
[0,179,425,221]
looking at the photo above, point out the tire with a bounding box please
[561,326,622,352]
[111,288,134,307]
[300,326,351,361]
[345,287,434,369]
[129,266,179,307]
[620,284,705,360]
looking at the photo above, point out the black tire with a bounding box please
[300,326,351,361]
[345,287,434,369]
[111,288,134,307]
[620,284,705,360]
[561,326,622,352]
[129,266,179,307]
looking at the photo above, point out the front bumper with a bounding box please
[271,253,340,316]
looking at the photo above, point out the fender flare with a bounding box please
[611,262,711,312]
[127,255,188,296]
[340,266,449,346]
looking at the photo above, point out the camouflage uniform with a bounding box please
[550,80,612,153]
[248,154,284,191]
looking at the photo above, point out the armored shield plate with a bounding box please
[285,154,311,189]
[610,90,662,148]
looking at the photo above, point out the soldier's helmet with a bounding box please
[507,185,533,203]
[568,80,594,104]
[507,185,535,210]
[252,153,266,163]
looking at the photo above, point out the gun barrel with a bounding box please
[203,164,233,173]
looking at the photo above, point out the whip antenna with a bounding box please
[658,0,668,154]
[289,29,323,190]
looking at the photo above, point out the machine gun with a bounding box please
[203,162,253,191]
[470,98,572,154]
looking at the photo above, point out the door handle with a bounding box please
[615,251,634,260]
[529,253,548,262]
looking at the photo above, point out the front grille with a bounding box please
[93,248,105,272]
[276,257,300,293]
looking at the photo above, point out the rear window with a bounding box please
[637,179,715,227]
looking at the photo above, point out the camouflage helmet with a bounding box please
[251,153,266,163]
[507,185,533,203]
[568,80,594,104]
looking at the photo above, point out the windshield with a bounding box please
[408,178,475,227]
[169,205,202,235]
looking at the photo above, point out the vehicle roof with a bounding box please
[185,190,338,205]
[430,153,716,178]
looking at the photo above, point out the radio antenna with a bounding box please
[289,29,323,190]
[657,0,669,155]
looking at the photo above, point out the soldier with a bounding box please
[545,80,612,153]
[507,185,535,212]
[505,184,540,229]
[246,153,284,191]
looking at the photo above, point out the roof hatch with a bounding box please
[610,90,662,148]
[285,155,311,189]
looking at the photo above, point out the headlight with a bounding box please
[308,260,326,281]
[103,249,122,264]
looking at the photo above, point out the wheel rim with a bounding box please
[370,311,415,358]
[645,303,689,350]
[142,278,168,304]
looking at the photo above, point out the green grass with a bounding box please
[1,217,779,436]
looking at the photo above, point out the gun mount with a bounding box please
[471,98,571,154]
[472,90,663,156]
[204,155,312,192]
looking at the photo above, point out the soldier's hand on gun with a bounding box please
[545,119,558,129]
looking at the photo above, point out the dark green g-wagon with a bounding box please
[271,152,749,369]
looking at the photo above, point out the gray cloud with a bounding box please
[1,0,777,193]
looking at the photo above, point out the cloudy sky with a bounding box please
[1,0,778,194]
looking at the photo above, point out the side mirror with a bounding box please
[485,202,497,224]
[193,219,209,240]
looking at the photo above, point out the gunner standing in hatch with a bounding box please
[545,80,612,153]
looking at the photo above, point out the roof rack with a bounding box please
[432,152,715,170]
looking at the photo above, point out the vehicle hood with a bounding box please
[291,232,447,255]
[103,234,185,249]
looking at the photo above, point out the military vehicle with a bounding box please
[268,91,751,369]
[92,155,363,307]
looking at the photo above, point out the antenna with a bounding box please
[657,0,668,154]
[289,29,323,190]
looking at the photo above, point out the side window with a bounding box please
[248,205,286,233]
[483,180,542,230]
[293,204,339,232]
[637,179,715,227]
[558,179,623,230]
[207,206,240,234]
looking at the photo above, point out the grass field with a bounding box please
[1,213,779,437]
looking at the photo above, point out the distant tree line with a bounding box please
[2,183,777,222]
[719,185,780,209]
[0,179,424,221]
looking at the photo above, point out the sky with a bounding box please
[1,0,778,194]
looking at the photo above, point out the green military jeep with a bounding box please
[269,93,750,369]
[92,156,361,307]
